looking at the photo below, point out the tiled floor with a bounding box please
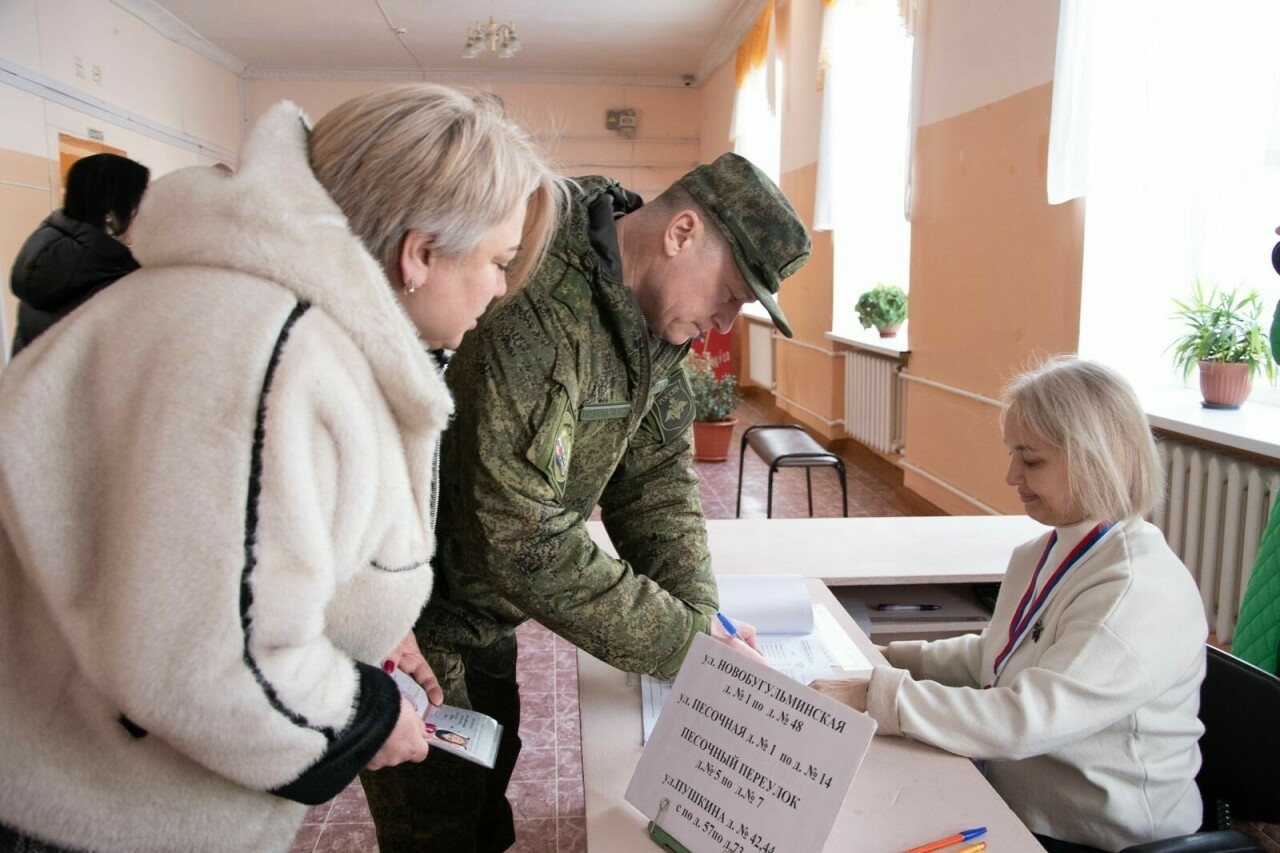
[290,392,904,852]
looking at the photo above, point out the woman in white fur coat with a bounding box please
[0,85,564,853]
[812,357,1207,853]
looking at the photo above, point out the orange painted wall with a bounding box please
[0,149,55,355]
[904,82,1084,514]
[774,163,843,440]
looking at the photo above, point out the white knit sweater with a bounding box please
[0,103,452,852]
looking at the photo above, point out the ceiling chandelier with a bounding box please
[462,16,521,59]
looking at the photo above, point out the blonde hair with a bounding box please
[308,84,567,292]
[1002,356,1163,520]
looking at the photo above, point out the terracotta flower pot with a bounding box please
[876,324,901,338]
[1198,361,1253,409]
[692,418,737,462]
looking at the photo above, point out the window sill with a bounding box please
[825,326,910,358]
[1139,387,1280,461]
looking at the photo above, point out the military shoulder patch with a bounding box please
[527,391,575,500]
[551,412,573,486]
[643,369,695,444]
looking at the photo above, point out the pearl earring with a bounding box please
[404,278,421,295]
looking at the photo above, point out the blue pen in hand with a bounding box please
[717,612,767,663]
[716,612,744,642]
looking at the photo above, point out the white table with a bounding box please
[588,516,1042,585]
[590,515,1043,638]
[579,516,1048,852]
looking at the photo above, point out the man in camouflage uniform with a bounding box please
[362,153,811,851]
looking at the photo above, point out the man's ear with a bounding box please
[663,210,700,258]
[398,230,435,290]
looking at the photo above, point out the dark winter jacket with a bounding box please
[9,210,139,355]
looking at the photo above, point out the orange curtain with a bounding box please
[818,0,837,90]
[735,0,775,88]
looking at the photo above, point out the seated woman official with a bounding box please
[812,356,1207,853]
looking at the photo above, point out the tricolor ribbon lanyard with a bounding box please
[986,521,1114,688]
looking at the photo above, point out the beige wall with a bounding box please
[1,0,1087,522]
[906,82,1082,515]
[900,0,1080,515]
[721,0,1082,511]
[0,0,242,357]
[248,80,701,202]
[760,0,844,442]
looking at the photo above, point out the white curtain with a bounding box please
[814,0,914,329]
[1049,0,1280,394]
[1049,0,1280,205]
[730,10,779,182]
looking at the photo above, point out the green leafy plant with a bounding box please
[685,349,741,422]
[855,283,908,331]
[1169,280,1277,381]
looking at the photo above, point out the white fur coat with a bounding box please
[0,102,452,852]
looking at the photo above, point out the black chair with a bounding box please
[1120,646,1280,852]
[734,424,847,518]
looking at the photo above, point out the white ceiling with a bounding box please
[119,0,770,88]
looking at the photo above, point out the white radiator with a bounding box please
[843,351,904,454]
[747,321,773,389]
[1151,440,1280,642]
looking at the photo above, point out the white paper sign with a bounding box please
[641,604,872,742]
[626,633,876,853]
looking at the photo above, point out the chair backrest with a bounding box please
[1197,645,1280,824]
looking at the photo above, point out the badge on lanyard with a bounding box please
[987,522,1113,687]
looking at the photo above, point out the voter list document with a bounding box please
[627,632,877,853]
[640,574,872,742]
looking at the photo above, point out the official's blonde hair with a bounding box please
[308,84,567,292]
[1002,356,1163,521]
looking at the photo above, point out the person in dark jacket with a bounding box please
[8,152,150,356]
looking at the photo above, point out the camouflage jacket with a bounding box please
[418,177,717,678]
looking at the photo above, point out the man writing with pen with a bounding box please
[361,154,810,852]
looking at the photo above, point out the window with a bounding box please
[815,0,914,336]
[1050,0,1280,401]
[731,0,781,182]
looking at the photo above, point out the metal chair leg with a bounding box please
[805,469,814,517]
[735,431,751,518]
[837,460,848,517]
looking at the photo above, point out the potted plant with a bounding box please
[685,349,741,462]
[855,283,908,338]
[1169,280,1277,409]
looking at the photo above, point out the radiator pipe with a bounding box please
[899,369,1006,409]
[899,459,1004,515]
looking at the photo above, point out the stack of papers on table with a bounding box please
[640,573,872,742]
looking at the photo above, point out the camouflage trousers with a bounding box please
[361,633,521,853]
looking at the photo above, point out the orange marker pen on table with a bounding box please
[901,827,987,853]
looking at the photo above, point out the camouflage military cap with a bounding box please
[678,152,811,338]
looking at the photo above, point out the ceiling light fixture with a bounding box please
[462,16,521,59]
